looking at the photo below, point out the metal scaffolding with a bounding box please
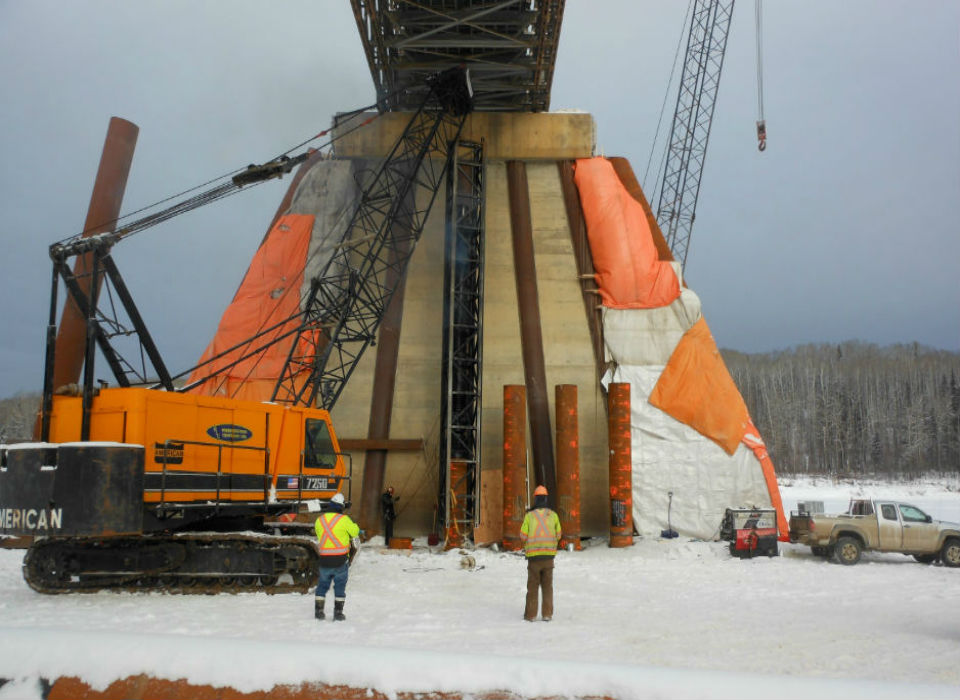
[438,139,485,540]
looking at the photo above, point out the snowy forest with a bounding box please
[1,343,958,479]
[724,342,960,479]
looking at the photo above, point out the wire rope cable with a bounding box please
[55,95,393,247]
[755,0,767,151]
[643,0,694,197]
[755,0,765,122]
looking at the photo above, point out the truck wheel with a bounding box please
[913,554,937,564]
[941,538,960,568]
[833,536,861,565]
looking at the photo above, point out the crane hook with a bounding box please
[756,119,767,152]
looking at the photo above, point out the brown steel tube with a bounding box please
[445,460,468,549]
[558,161,606,383]
[555,384,581,551]
[502,385,527,551]
[506,160,556,496]
[357,199,414,536]
[608,382,633,547]
[608,157,675,263]
[52,117,138,391]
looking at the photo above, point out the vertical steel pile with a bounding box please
[501,384,527,551]
[608,382,633,547]
[555,384,581,550]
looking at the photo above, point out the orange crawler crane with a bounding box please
[13,388,347,594]
[0,67,473,594]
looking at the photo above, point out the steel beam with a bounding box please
[505,160,556,497]
[52,117,138,392]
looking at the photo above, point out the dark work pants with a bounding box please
[383,518,394,544]
[524,556,555,620]
[315,562,349,599]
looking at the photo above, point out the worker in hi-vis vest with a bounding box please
[314,492,360,621]
[520,485,562,621]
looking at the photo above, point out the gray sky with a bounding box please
[1,0,958,399]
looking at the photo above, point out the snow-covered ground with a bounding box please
[1,477,959,699]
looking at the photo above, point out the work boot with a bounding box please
[314,599,325,620]
[333,598,346,621]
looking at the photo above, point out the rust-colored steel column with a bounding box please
[502,385,527,551]
[506,160,556,497]
[608,382,633,547]
[445,460,468,550]
[555,384,581,551]
[52,117,138,392]
[558,161,606,384]
[357,193,415,536]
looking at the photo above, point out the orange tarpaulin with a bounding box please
[650,317,788,539]
[573,157,680,309]
[187,214,315,402]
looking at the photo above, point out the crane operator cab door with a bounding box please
[270,411,348,503]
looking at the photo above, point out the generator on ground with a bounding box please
[719,507,778,558]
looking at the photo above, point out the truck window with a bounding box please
[899,504,929,523]
[304,418,337,469]
[880,504,898,521]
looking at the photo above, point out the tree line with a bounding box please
[3,342,959,478]
[722,342,960,479]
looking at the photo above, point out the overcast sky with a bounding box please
[1,0,958,399]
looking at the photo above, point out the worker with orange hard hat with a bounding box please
[520,484,562,622]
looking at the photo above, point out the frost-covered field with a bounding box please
[0,477,958,699]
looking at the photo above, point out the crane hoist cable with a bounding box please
[755,0,767,151]
[53,96,393,248]
[643,0,695,196]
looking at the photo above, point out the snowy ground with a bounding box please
[1,477,959,699]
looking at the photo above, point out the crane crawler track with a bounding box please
[22,532,320,595]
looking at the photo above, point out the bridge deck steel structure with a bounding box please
[350,0,565,112]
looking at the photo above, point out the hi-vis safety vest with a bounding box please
[315,512,359,556]
[520,507,562,557]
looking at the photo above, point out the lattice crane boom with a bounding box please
[655,0,735,271]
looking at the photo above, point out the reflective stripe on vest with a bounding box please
[317,513,349,556]
[524,508,558,556]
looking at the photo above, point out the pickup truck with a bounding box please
[789,499,960,567]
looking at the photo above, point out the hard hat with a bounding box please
[331,493,345,505]
[534,485,548,496]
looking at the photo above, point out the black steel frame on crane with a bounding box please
[438,139,485,538]
[270,68,473,410]
[350,0,564,112]
[655,0,734,271]
[40,235,175,442]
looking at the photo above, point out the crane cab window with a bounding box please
[304,418,336,469]
[880,504,898,521]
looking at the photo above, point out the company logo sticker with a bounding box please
[206,424,253,442]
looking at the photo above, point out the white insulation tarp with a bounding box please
[604,364,772,540]
[603,286,702,366]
